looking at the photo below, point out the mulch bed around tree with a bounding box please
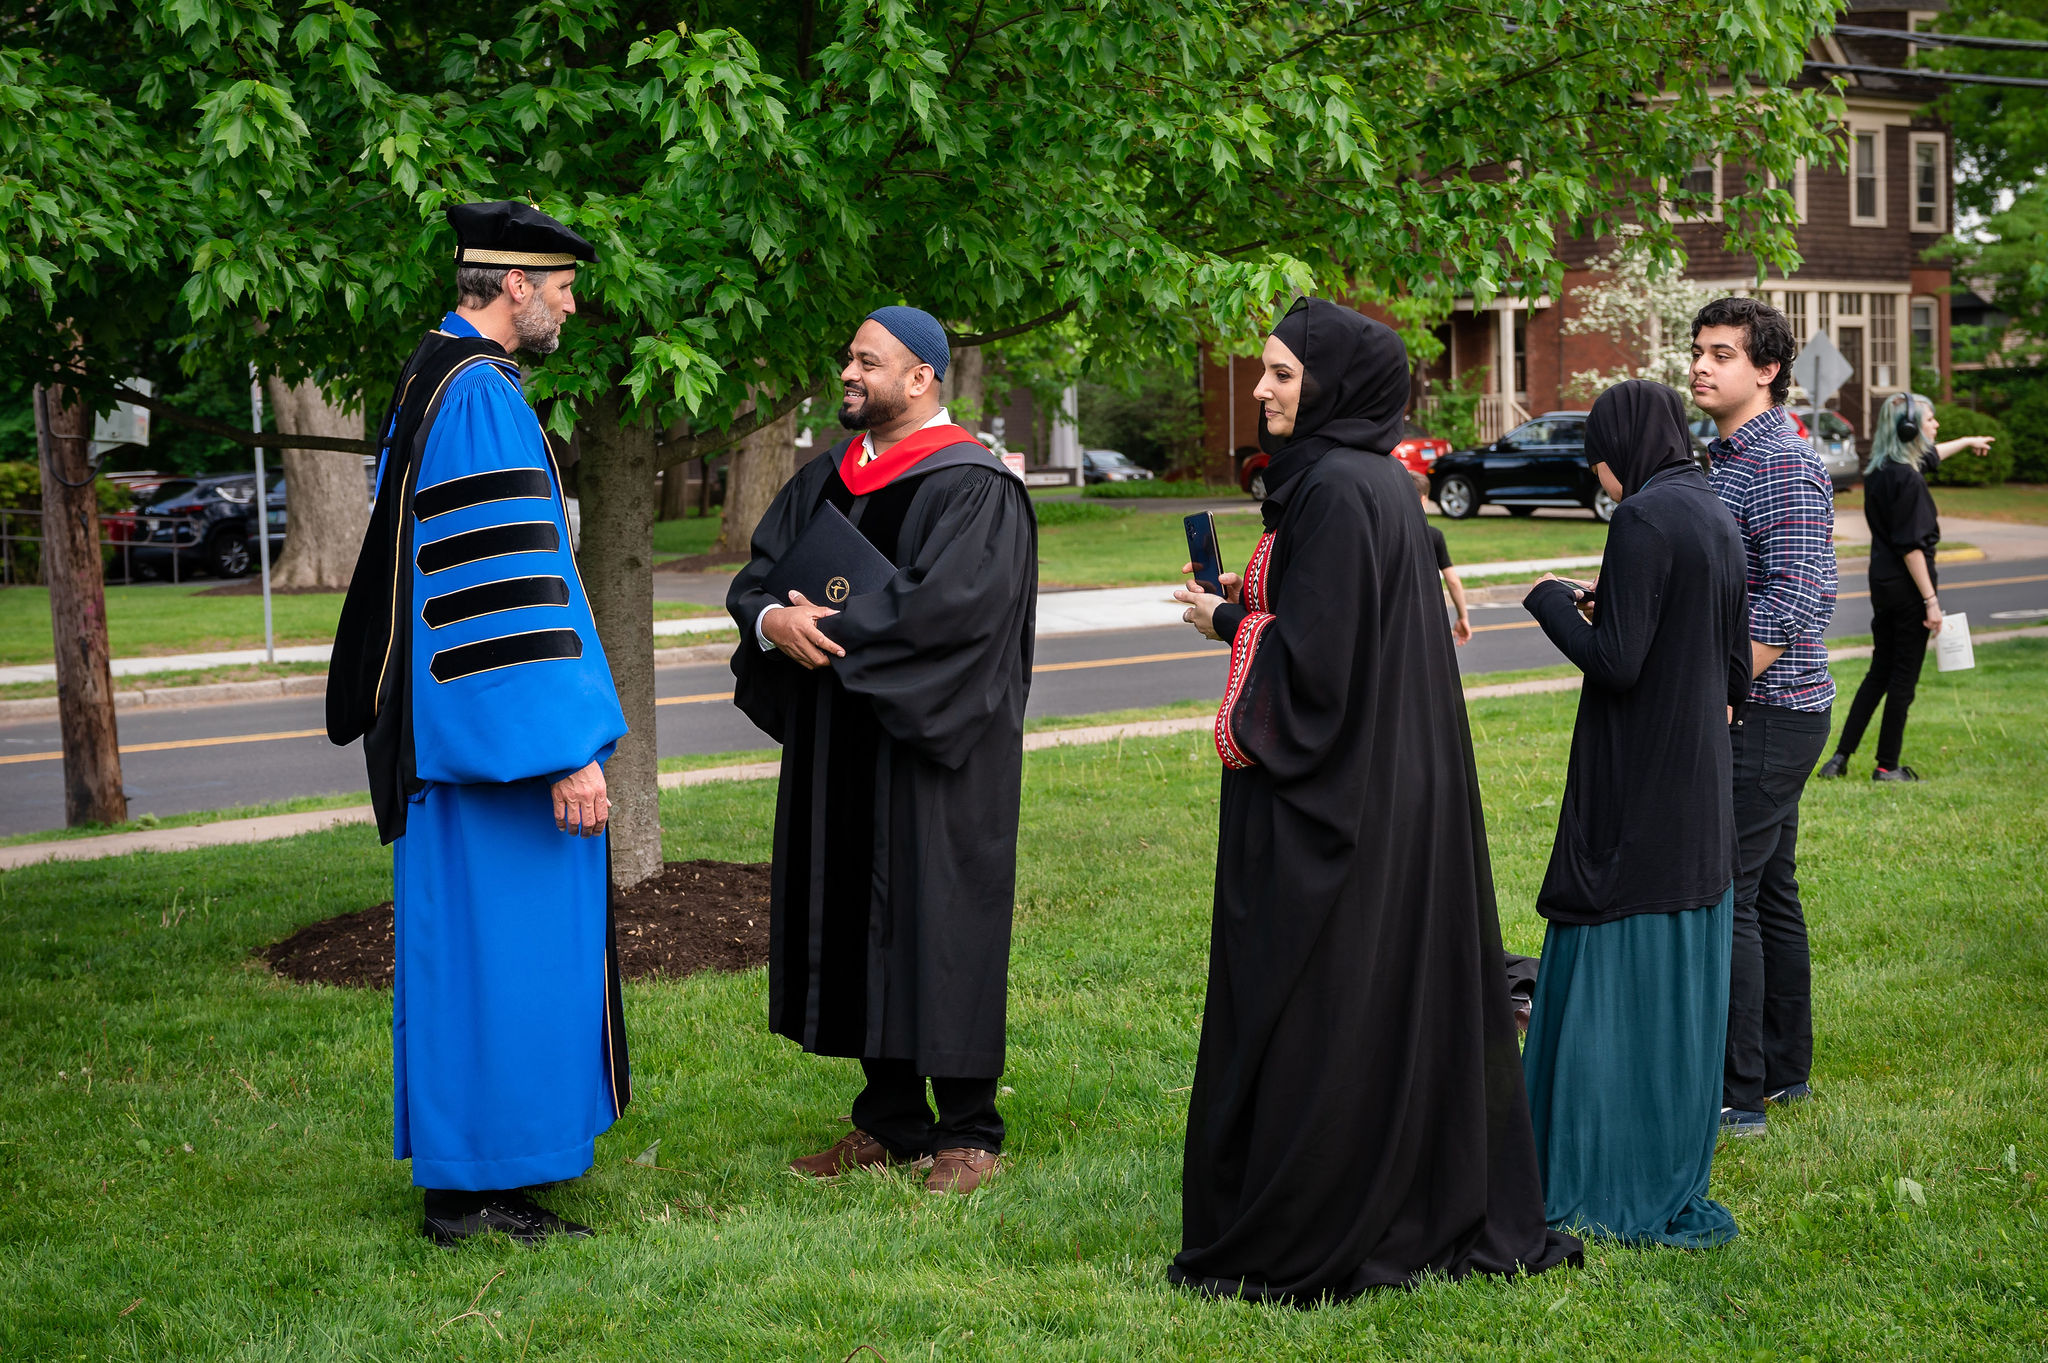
[259,859,772,989]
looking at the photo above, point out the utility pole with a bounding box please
[34,382,126,826]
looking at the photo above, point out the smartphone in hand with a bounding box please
[1184,512,1225,596]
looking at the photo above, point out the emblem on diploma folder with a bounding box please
[762,502,897,607]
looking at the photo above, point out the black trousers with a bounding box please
[852,1058,1004,1158]
[1725,702,1832,1113]
[1835,594,1930,771]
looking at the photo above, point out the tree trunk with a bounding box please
[575,385,663,888]
[658,457,693,521]
[264,377,371,588]
[712,406,797,556]
[945,343,985,428]
[34,383,126,826]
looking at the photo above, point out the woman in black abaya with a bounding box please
[1169,297,1580,1302]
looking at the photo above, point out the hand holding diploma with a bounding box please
[763,590,848,669]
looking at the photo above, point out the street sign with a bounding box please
[1792,330,1855,410]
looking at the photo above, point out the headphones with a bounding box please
[1895,393,1925,445]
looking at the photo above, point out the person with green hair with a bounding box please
[1816,393,1993,782]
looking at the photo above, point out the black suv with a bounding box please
[129,473,287,579]
[1429,413,1614,522]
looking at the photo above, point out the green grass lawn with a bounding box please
[1837,481,2048,527]
[3,646,2045,1359]
[0,585,348,666]
[649,507,727,560]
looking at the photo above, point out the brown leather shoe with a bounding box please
[924,1147,1002,1194]
[789,1128,916,1179]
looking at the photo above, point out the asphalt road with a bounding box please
[2,555,2044,837]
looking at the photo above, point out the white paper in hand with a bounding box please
[1935,611,1975,672]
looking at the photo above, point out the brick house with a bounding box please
[1198,6,1956,477]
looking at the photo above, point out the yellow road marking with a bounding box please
[1033,649,1221,673]
[0,728,329,766]
[656,690,738,707]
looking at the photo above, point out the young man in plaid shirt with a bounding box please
[1691,297,1837,1139]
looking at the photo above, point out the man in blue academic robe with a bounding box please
[329,201,630,1245]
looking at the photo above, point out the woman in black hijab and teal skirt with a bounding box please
[1520,380,1752,1248]
[1170,297,1581,1301]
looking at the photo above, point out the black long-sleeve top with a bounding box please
[1862,457,1941,608]
[1523,465,1751,925]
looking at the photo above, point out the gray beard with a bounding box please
[512,293,561,355]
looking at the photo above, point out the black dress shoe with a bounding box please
[423,1190,595,1247]
[1872,765,1922,783]
[1813,752,1850,780]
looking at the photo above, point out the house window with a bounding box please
[1767,161,1808,224]
[1837,291,1864,319]
[1817,291,1832,338]
[1911,134,1945,232]
[1784,291,1809,344]
[1852,131,1883,225]
[1910,299,1936,363]
[1871,295,1899,392]
[1668,155,1722,223]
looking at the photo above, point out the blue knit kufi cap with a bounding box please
[865,305,951,381]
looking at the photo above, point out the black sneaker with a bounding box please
[1720,1107,1767,1138]
[1813,753,1850,780]
[1765,1082,1813,1105]
[423,1190,595,1247]
[1873,765,1922,783]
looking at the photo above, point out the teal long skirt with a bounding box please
[1521,885,1738,1248]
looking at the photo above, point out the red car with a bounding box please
[1238,421,1451,499]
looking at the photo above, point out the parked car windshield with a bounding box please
[147,480,199,507]
[1503,418,1584,447]
[1086,449,1138,469]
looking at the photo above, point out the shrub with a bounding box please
[1033,500,1134,526]
[1081,479,1246,500]
[1927,406,2013,486]
[2003,383,2048,483]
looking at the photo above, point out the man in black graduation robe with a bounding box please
[727,305,1036,1194]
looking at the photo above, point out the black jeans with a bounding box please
[1835,594,1930,770]
[851,1058,1004,1158]
[1725,702,1832,1113]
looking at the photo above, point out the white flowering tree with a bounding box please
[1561,227,1721,403]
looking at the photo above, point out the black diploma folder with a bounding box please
[760,502,897,607]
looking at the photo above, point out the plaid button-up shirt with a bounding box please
[1709,406,1838,711]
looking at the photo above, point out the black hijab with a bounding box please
[1258,297,1410,502]
[1584,380,1696,499]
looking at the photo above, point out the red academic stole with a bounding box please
[838,424,983,495]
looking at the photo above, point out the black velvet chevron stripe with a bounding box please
[429,627,583,683]
[415,520,559,575]
[421,575,571,629]
[414,467,553,522]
